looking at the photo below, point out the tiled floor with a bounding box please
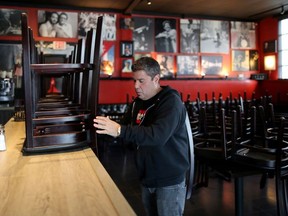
[99,140,277,216]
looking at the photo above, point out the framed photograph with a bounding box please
[133,17,154,52]
[249,50,259,71]
[120,18,134,30]
[101,42,115,76]
[201,55,223,76]
[200,19,230,54]
[0,9,24,36]
[78,13,116,40]
[120,41,133,57]
[155,18,177,53]
[177,55,199,76]
[78,12,102,37]
[38,10,78,38]
[263,40,277,53]
[230,21,256,49]
[156,54,174,78]
[232,50,249,71]
[180,19,200,53]
[121,59,133,73]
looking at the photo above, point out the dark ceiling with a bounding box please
[3,0,288,20]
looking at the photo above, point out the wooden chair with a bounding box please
[232,115,288,216]
[21,13,103,154]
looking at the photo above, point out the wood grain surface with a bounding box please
[0,119,136,216]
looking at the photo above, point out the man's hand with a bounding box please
[93,116,120,137]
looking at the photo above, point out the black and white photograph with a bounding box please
[156,54,174,78]
[177,55,199,76]
[103,14,117,41]
[201,55,223,75]
[200,19,229,54]
[155,18,177,53]
[232,50,250,71]
[38,10,78,38]
[120,41,133,57]
[121,59,133,73]
[0,8,24,36]
[180,19,200,53]
[78,12,101,37]
[231,21,256,49]
[78,12,116,40]
[120,17,134,30]
[133,17,154,52]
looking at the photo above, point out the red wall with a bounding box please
[255,16,288,105]
[258,17,279,80]
[99,79,258,104]
[1,5,285,105]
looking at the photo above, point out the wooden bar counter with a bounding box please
[0,119,136,216]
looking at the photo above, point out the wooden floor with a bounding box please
[99,138,278,216]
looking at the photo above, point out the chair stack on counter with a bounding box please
[21,13,103,154]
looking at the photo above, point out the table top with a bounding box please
[0,119,136,216]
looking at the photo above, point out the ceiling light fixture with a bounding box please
[147,0,152,5]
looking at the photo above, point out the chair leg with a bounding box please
[260,172,268,189]
[276,175,286,216]
[282,178,288,215]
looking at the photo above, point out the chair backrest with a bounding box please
[21,12,34,146]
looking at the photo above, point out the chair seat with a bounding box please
[234,147,276,170]
[195,141,232,160]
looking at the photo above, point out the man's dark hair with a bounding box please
[132,57,160,79]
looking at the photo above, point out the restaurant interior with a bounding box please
[1,0,288,215]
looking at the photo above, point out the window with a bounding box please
[278,18,288,79]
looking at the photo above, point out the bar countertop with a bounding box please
[0,119,136,216]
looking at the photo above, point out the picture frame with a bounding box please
[38,10,78,38]
[180,19,200,53]
[263,40,277,53]
[120,41,133,57]
[0,9,24,36]
[232,50,249,71]
[200,19,230,54]
[156,54,175,78]
[133,17,154,52]
[249,50,259,71]
[155,18,177,53]
[230,21,256,49]
[121,58,133,73]
[177,55,199,76]
[201,55,223,76]
[101,42,115,76]
[120,18,134,30]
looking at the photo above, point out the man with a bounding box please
[38,12,58,37]
[94,57,191,216]
[54,12,73,38]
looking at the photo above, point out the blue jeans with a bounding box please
[141,180,186,216]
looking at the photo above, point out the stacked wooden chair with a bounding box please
[21,13,103,154]
[232,111,288,216]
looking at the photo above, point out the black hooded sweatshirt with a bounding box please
[119,86,190,188]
